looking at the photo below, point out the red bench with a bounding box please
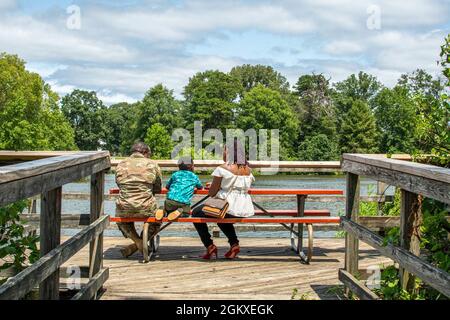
[109,188,342,263]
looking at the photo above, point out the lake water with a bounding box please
[37,174,393,238]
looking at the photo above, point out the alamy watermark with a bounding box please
[366,4,381,30]
[65,264,81,290]
[170,121,280,174]
[66,5,81,30]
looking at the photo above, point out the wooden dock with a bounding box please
[63,236,392,300]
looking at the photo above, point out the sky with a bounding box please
[0,0,449,105]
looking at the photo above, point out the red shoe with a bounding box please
[224,244,240,259]
[202,244,218,260]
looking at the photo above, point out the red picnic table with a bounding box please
[109,187,343,263]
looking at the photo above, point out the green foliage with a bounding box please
[134,84,182,142]
[374,265,422,300]
[61,89,106,150]
[236,85,299,159]
[338,99,378,153]
[103,102,138,156]
[297,134,338,161]
[183,70,240,131]
[174,146,222,161]
[0,200,39,276]
[382,189,401,216]
[373,86,418,154]
[359,201,378,216]
[294,74,337,141]
[333,71,382,105]
[230,64,290,97]
[420,198,450,272]
[144,123,174,159]
[397,69,444,99]
[0,53,76,151]
[440,34,450,85]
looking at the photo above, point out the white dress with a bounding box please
[212,166,255,217]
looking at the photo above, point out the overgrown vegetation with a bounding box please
[0,200,39,283]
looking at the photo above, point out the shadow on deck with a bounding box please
[65,237,391,300]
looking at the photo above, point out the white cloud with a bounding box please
[0,0,447,104]
[0,0,17,10]
[324,41,364,55]
[369,30,445,73]
[0,15,135,64]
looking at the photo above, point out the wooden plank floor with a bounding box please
[64,236,392,300]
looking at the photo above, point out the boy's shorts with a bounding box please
[164,199,191,215]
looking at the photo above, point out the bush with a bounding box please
[0,200,39,282]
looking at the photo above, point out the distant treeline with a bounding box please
[0,35,448,164]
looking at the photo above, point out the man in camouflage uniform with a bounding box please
[116,142,162,257]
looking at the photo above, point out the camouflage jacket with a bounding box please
[115,153,162,216]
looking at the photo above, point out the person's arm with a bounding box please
[208,176,223,197]
[166,176,173,190]
[152,164,163,194]
[195,175,203,190]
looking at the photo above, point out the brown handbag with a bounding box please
[202,176,238,219]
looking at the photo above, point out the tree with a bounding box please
[293,74,337,140]
[183,70,240,131]
[397,69,444,99]
[333,72,382,144]
[333,71,383,106]
[298,134,338,161]
[373,86,417,154]
[103,102,139,155]
[236,85,299,159]
[229,64,290,97]
[339,99,378,154]
[61,90,106,150]
[0,53,73,277]
[134,84,182,141]
[144,123,174,159]
[0,53,76,151]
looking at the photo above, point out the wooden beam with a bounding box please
[341,216,450,297]
[20,214,92,227]
[399,190,422,292]
[358,216,400,229]
[89,171,105,279]
[39,187,62,300]
[341,158,450,204]
[342,154,449,183]
[344,173,360,279]
[0,215,109,300]
[0,152,110,184]
[0,157,110,207]
[71,268,109,300]
[338,269,380,300]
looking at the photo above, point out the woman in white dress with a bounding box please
[192,139,255,259]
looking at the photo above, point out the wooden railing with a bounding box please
[339,154,450,299]
[0,151,412,172]
[0,151,111,300]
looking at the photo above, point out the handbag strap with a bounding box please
[223,175,239,199]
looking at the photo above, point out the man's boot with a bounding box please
[117,222,144,255]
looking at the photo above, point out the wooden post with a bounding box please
[39,187,62,300]
[376,181,387,215]
[296,195,307,252]
[345,173,360,294]
[399,189,422,292]
[89,171,105,282]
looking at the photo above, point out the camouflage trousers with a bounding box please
[115,204,161,241]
